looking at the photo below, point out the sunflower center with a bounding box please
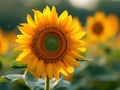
[93,22,103,35]
[31,26,67,63]
[44,34,60,52]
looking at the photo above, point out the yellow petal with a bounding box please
[60,68,68,76]
[70,31,86,39]
[35,60,45,79]
[70,39,86,47]
[28,57,38,72]
[16,49,31,61]
[43,6,51,16]
[58,61,66,70]
[51,6,58,24]
[53,63,59,80]
[64,22,76,33]
[18,26,35,36]
[42,6,52,25]
[17,35,32,42]
[58,61,72,75]
[36,60,44,74]
[68,50,84,59]
[63,58,71,67]
[17,34,31,39]
[32,9,44,26]
[14,45,29,51]
[59,10,68,22]
[79,47,86,52]
[64,55,80,67]
[41,66,47,79]
[70,25,80,34]
[19,53,33,64]
[60,15,72,27]
[27,14,37,28]
[73,47,86,53]
[47,63,53,79]
[15,38,31,44]
[67,67,74,73]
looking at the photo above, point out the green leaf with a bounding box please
[24,72,71,90]
[9,78,31,90]
[0,75,31,90]
[2,74,23,82]
[13,78,26,86]
[53,86,67,90]
[11,61,27,69]
[25,72,45,90]
[0,77,9,83]
[53,79,71,90]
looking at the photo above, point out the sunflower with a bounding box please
[15,6,86,80]
[86,11,119,43]
[0,29,8,55]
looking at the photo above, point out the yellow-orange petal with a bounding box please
[43,6,51,16]
[46,63,53,79]
[51,6,58,24]
[27,14,37,28]
[59,10,68,22]
[17,26,35,36]
[64,55,80,67]
[36,60,44,75]
[53,63,59,80]
[28,57,38,71]
[68,50,84,59]
[66,67,74,73]
[70,31,86,39]
[14,45,29,51]
[60,68,68,76]
[16,49,31,61]
[41,65,46,79]
[32,9,44,27]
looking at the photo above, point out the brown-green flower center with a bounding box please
[44,34,60,52]
[92,22,104,35]
[31,26,67,63]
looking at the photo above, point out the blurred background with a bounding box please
[0,0,120,90]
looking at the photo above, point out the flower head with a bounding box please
[15,6,86,80]
[86,11,119,43]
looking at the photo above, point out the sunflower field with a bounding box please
[0,0,120,90]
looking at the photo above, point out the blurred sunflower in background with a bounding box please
[112,34,120,49]
[107,14,119,37]
[15,6,86,80]
[86,11,119,43]
[0,29,8,55]
[5,31,17,49]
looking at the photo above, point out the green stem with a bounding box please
[45,76,50,90]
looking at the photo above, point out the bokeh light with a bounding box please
[69,0,100,10]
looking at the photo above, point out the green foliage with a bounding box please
[11,61,27,69]
[1,49,120,90]
[0,74,30,90]
[8,78,31,90]
[0,72,70,90]
[0,77,9,83]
